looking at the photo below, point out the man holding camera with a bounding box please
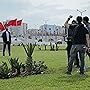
[64,15,79,68]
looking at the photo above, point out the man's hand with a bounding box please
[64,15,73,29]
[67,15,73,21]
[69,15,73,18]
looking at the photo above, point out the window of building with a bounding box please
[45,28,46,30]
[49,28,51,30]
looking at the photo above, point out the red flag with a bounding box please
[0,22,5,31]
[17,20,22,26]
[8,19,17,26]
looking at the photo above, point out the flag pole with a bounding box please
[16,19,18,39]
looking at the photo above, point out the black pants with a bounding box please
[3,41,11,56]
[67,41,72,62]
[67,41,79,67]
[67,45,86,74]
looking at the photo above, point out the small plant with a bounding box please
[0,62,10,79]
[9,58,22,76]
[22,43,35,75]
[0,43,48,79]
[22,43,47,75]
[32,61,47,74]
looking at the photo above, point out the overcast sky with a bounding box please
[0,0,90,28]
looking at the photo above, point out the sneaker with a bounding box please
[3,53,5,56]
[66,71,72,75]
[79,72,85,75]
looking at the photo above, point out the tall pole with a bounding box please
[77,9,86,16]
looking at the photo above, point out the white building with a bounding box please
[39,24,65,36]
[27,24,65,42]
[26,29,40,39]
[9,23,28,37]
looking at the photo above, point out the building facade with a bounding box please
[9,23,28,37]
[27,24,65,42]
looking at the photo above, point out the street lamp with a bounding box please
[44,19,48,24]
[77,9,86,16]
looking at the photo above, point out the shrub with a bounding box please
[0,62,10,79]
[9,58,22,77]
[32,61,47,74]
[22,43,35,75]
[0,43,48,79]
[22,43,47,75]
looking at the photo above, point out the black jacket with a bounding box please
[67,24,77,42]
[2,31,11,43]
[72,23,89,45]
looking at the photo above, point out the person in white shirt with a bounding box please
[2,27,11,56]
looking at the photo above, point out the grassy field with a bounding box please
[0,44,90,90]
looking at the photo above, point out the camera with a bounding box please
[69,15,73,18]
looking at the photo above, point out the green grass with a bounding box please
[0,45,90,90]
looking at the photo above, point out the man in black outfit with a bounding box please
[83,16,90,57]
[2,26,11,56]
[64,15,79,67]
[66,16,90,75]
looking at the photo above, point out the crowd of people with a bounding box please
[64,15,90,75]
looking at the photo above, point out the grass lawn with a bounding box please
[0,44,90,90]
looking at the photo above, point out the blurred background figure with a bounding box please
[2,25,11,56]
